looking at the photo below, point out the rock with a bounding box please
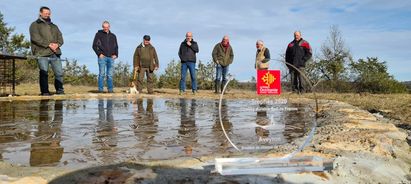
[12,177,47,184]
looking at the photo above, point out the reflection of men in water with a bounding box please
[212,99,232,150]
[178,99,198,155]
[30,100,63,166]
[255,103,270,139]
[94,99,117,147]
[132,98,158,145]
[283,103,307,143]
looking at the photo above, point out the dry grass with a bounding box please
[7,83,411,125]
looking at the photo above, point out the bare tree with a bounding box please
[319,25,352,81]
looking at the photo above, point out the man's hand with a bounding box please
[215,60,220,65]
[154,66,159,71]
[134,66,140,72]
[99,54,105,58]
[186,41,191,46]
[111,55,117,59]
[49,43,59,52]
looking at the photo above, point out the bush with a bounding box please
[350,57,407,93]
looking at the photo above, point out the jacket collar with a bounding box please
[36,17,53,24]
[139,42,151,48]
[98,30,111,34]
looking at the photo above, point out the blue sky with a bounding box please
[1,0,410,81]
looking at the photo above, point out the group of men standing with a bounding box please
[29,6,312,96]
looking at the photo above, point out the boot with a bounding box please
[214,81,220,94]
[221,80,227,94]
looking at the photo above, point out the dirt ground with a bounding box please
[0,83,410,183]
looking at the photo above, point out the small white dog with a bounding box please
[128,67,139,94]
[128,82,139,94]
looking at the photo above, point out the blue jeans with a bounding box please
[38,54,64,94]
[98,57,114,92]
[215,64,229,84]
[179,62,197,92]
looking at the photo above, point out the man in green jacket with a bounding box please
[29,6,64,96]
[133,35,159,94]
[212,35,234,93]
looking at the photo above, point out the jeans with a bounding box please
[179,61,197,92]
[215,64,229,84]
[98,56,114,92]
[38,54,64,94]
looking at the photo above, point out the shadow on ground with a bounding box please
[48,162,305,184]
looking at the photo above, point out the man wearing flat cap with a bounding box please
[133,35,159,94]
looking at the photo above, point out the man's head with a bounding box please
[294,31,302,41]
[256,40,264,49]
[185,32,193,42]
[222,35,229,45]
[143,35,151,45]
[102,21,110,33]
[39,6,51,20]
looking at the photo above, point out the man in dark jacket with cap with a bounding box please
[133,35,159,94]
[212,35,234,93]
[285,31,312,93]
[29,6,64,96]
[178,32,199,95]
[92,21,118,93]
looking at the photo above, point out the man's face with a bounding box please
[102,23,110,33]
[222,37,229,45]
[144,40,150,45]
[186,33,193,42]
[294,32,301,41]
[40,9,51,20]
[256,42,263,49]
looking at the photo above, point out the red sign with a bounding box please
[256,70,281,95]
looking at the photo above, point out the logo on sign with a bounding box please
[257,70,281,95]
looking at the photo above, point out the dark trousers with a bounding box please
[290,67,305,92]
[137,67,154,93]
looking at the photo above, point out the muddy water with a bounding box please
[0,98,313,167]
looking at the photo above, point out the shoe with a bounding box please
[41,93,52,96]
[192,91,197,95]
[108,90,114,93]
[179,90,185,95]
[55,91,65,95]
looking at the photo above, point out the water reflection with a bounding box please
[30,100,63,166]
[0,98,312,166]
[178,99,198,155]
[132,98,158,146]
[93,99,117,148]
[255,103,270,139]
[283,103,308,141]
[212,99,232,150]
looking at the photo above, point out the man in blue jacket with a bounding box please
[92,21,118,93]
[178,32,199,95]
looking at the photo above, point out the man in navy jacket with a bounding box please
[92,21,118,93]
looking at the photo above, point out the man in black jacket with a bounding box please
[285,31,312,93]
[92,21,118,93]
[178,32,199,95]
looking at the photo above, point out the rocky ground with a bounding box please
[0,84,410,183]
